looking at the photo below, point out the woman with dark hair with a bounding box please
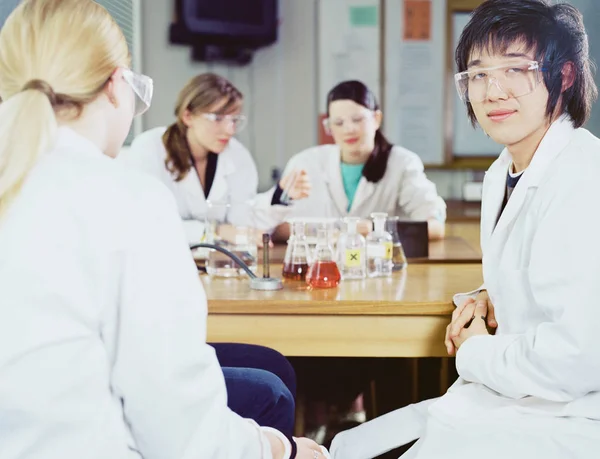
[121,73,311,244]
[276,80,446,240]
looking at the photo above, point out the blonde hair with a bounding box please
[0,0,130,218]
[163,73,243,181]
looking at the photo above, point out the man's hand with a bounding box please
[452,300,489,350]
[445,290,496,355]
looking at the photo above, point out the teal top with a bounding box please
[340,162,365,211]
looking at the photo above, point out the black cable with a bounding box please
[189,242,257,279]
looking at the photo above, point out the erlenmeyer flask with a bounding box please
[306,225,341,289]
[385,216,407,271]
[282,221,312,281]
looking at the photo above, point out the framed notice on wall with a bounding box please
[403,0,431,41]
[384,0,445,165]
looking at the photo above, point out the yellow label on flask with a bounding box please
[345,249,362,267]
[384,242,393,260]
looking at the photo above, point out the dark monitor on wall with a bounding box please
[171,0,278,49]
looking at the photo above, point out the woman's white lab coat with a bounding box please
[330,117,600,459]
[121,127,290,242]
[0,127,281,459]
[281,144,446,221]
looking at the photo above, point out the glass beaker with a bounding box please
[336,217,366,280]
[366,212,393,277]
[282,220,312,281]
[205,201,258,277]
[203,200,229,244]
[306,225,341,289]
[385,216,408,271]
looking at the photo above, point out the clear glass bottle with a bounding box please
[205,201,257,277]
[366,212,393,277]
[385,216,408,271]
[206,225,258,277]
[305,225,341,289]
[282,221,312,281]
[336,217,366,280]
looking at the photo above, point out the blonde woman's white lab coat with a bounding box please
[120,127,290,242]
[281,144,446,221]
[0,127,283,459]
[330,117,600,459]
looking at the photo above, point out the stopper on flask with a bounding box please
[344,217,360,234]
[371,212,388,233]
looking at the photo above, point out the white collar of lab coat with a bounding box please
[52,126,105,158]
[484,115,575,237]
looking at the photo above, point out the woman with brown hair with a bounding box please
[122,73,310,244]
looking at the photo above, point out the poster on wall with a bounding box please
[384,0,445,165]
[403,0,431,40]
[317,0,381,144]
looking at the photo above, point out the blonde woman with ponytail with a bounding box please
[0,1,326,458]
[121,73,312,245]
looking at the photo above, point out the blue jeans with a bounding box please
[211,343,296,437]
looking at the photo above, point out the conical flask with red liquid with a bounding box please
[282,220,312,281]
[305,225,341,289]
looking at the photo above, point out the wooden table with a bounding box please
[205,263,483,358]
[260,235,481,265]
[445,199,482,222]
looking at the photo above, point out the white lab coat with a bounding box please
[281,144,446,221]
[330,117,600,459]
[120,127,290,242]
[0,127,282,459]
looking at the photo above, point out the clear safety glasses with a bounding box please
[201,113,248,132]
[454,61,543,103]
[321,111,375,135]
[122,68,153,117]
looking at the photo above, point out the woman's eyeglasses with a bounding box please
[122,68,153,116]
[202,113,248,132]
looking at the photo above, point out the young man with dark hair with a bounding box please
[330,1,600,458]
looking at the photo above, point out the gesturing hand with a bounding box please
[279,169,312,201]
